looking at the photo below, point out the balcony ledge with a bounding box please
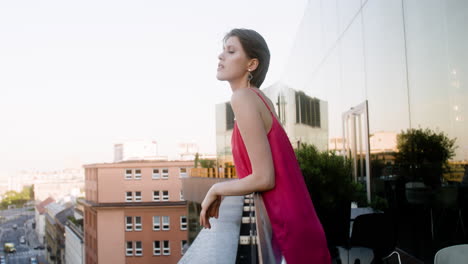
[179,196,244,264]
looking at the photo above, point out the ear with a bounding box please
[247,58,259,72]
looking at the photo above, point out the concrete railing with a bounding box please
[178,196,244,264]
[180,173,280,263]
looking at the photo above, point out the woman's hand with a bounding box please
[200,185,222,229]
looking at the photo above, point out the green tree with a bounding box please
[1,186,34,209]
[295,144,366,250]
[194,152,199,168]
[396,127,457,188]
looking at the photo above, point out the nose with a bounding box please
[218,51,224,61]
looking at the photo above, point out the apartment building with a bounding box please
[81,160,191,264]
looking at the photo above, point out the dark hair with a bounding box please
[224,28,270,88]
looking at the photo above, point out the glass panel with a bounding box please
[363,0,410,136]
[339,13,366,110]
[321,0,339,54]
[405,0,468,161]
[337,0,362,33]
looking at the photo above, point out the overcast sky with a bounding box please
[0,0,308,178]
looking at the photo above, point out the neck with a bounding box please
[229,79,248,92]
[229,78,257,92]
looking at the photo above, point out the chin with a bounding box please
[216,73,227,81]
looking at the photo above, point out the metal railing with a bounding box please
[253,193,280,264]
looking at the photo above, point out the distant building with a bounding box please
[177,142,199,161]
[80,160,191,264]
[11,168,84,202]
[329,131,398,155]
[45,202,74,264]
[35,197,55,245]
[65,207,84,264]
[34,180,84,203]
[114,140,167,162]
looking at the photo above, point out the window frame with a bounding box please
[153,240,161,256]
[153,190,160,201]
[152,168,160,179]
[181,240,187,255]
[125,216,133,231]
[153,216,160,231]
[134,191,142,202]
[161,168,169,179]
[126,241,133,256]
[134,169,142,180]
[125,191,133,202]
[162,190,169,201]
[134,216,142,231]
[162,216,170,230]
[125,169,133,180]
[163,240,170,256]
[134,241,143,256]
[179,167,187,177]
[180,216,187,230]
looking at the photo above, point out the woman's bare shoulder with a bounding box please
[231,89,259,109]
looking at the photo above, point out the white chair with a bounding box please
[434,244,468,264]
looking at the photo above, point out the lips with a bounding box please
[217,64,224,71]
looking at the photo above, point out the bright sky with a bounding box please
[0,0,308,178]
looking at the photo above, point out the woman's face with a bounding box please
[216,36,251,82]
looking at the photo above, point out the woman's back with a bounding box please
[231,87,331,264]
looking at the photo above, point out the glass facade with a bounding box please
[284,0,467,161]
[284,0,468,261]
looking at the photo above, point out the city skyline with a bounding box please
[0,0,308,179]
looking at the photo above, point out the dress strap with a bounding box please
[249,87,274,115]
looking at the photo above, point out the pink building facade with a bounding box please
[81,160,192,264]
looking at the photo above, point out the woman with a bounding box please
[200,28,331,264]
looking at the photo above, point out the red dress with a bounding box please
[231,87,331,264]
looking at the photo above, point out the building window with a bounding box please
[226,102,235,130]
[153,216,160,231]
[277,93,286,125]
[126,241,133,256]
[180,216,187,230]
[179,168,187,177]
[125,216,132,231]
[152,168,160,179]
[180,190,184,201]
[134,191,142,202]
[125,192,133,202]
[135,241,142,256]
[134,169,142,180]
[162,216,170,230]
[162,191,169,201]
[181,240,187,255]
[295,91,321,128]
[125,169,132,180]
[153,191,160,201]
[161,168,169,179]
[134,216,142,231]
[153,241,161,256]
[163,240,170,255]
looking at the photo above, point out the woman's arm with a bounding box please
[213,89,276,196]
[200,89,275,228]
